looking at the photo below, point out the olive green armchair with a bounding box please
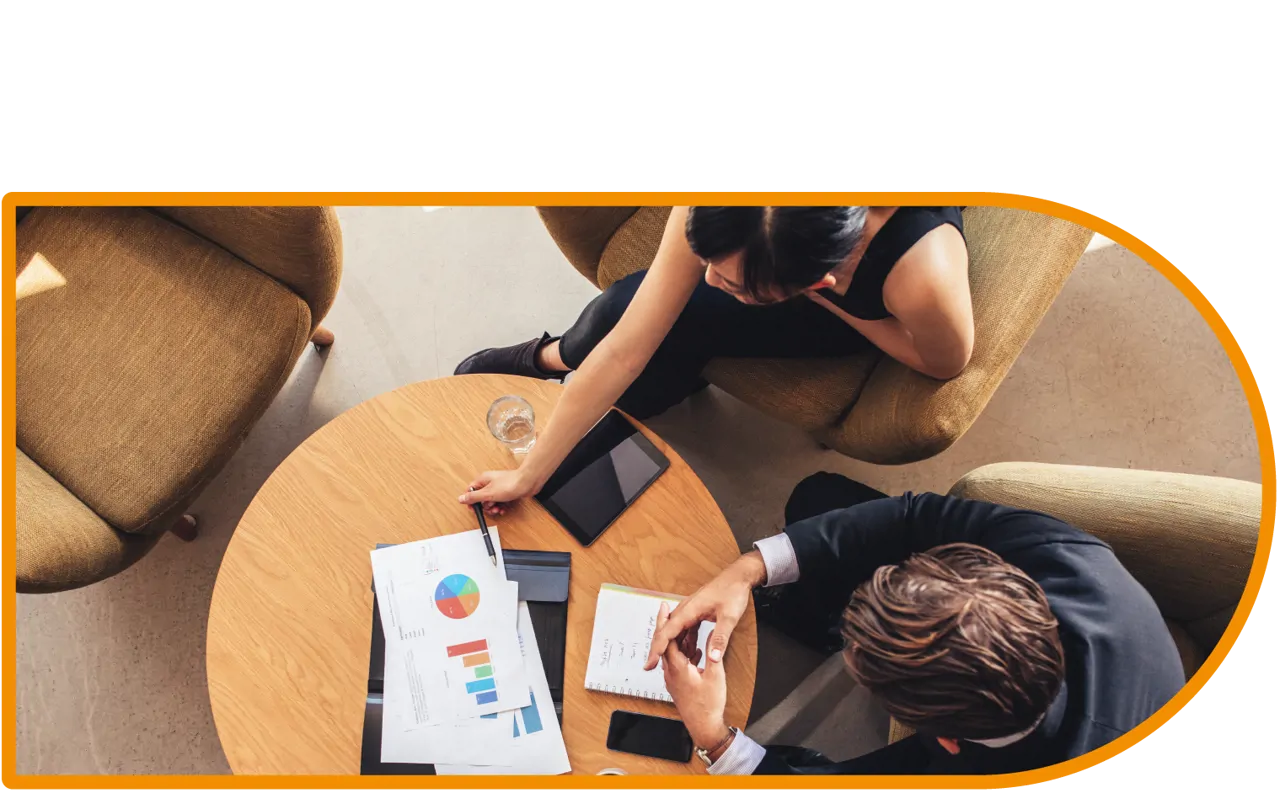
[15,206,343,593]
[537,206,1093,464]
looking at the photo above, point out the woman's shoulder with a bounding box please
[881,210,970,307]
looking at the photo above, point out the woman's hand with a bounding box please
[644,551,766,671]
[657,602,732,753]
[458,469,539,516]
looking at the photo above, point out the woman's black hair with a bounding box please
[685,207,868,301]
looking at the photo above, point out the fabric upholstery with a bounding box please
[948,462,1261,652]
[16,206,313,535]
[886,718,916,745]
[15,448,159,594]
[536,207,639,286]
[830,208,1092,463]
[704,355,878,432]
[535,205,1088,464]
[151,207,342,327]
[597,207,672,289]
[1164,620,1206,679]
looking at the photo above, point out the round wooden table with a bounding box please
[207,374,756,776]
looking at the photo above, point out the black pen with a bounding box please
[468,487,498,567]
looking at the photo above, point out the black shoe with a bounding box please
[753,585,847,656]
[454,333,565,380]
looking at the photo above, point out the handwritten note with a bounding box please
[583,583,713,702]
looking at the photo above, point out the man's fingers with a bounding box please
[645,601,691,670]
[705,615,739,663]
[645,603,673,671]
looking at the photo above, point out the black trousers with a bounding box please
[764,472,955,775]
[558,270,870,419]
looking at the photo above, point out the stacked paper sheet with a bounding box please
[370,528,571,774]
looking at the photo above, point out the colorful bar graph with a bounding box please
[466,677,496,694]
[449,638,499,706]
[446,639,488,657]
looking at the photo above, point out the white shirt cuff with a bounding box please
[708,729,766,775]
[752,534,800,587]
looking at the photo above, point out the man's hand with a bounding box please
[458,469,537,516]
[644,551,767,671]
[658,603,732,755]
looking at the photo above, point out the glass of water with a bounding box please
[487,395,537,455]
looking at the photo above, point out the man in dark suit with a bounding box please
[646,472,1186,774]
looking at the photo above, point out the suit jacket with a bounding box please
[755,492,1185,775]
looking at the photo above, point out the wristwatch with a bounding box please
[696,726,739,767]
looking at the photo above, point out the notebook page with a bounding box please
[584,583,714,702]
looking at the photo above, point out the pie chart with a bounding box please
[435,574,481,619]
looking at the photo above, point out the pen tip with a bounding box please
[491,557,498,566]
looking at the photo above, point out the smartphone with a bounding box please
[606,710,694,763]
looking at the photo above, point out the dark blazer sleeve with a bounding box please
[782,492,1103,613]
[752,736,939,775]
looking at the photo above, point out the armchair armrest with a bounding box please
[949,462,1262,650]
[823,208,1092,463]
[151,207,343,328]
[535,207,639,286]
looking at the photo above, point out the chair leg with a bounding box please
[311,325,335,349]
[170,514,198,542]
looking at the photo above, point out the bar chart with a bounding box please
[447,639,498,705]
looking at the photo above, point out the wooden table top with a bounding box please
[206,374,756,776]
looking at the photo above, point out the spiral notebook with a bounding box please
[584,583,714,702]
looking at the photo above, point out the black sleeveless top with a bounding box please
[818,206,964,320]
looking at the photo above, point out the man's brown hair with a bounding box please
[841,543,1065,741]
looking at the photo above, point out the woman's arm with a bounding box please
[844,225,973,379]
[461,207,703,508]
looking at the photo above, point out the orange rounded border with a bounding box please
[3,192,1274,789]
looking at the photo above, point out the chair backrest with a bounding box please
[152,207,343,326]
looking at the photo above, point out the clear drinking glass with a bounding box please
[487,395,537,455]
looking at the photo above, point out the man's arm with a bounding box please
[781,492,1098,612]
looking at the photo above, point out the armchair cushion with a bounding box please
[16,207,313,534]
[15,449,159,593]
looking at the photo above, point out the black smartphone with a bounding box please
[606,710,693,763]
[534,410,671,546]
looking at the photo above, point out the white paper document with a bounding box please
[371,529,530,731]
[435,601,572,775]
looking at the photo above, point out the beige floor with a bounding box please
[13,208,1261,774]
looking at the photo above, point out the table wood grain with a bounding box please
[206,374,756,776]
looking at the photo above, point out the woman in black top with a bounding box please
[456,206,973,512]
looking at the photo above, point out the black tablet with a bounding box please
[534,410,670,546]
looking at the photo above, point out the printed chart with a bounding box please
[512,687,544,737]
[435,574,481,619]
[447,639,498,705]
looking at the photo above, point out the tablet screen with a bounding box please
[534,410,670,546]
